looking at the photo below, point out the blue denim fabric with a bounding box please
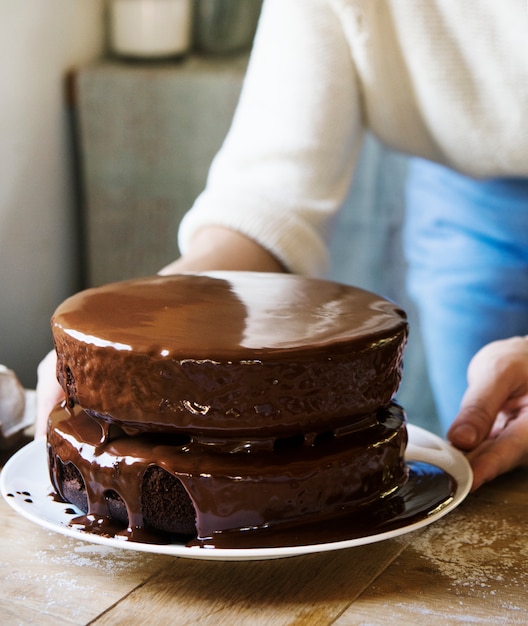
[403,158,528,433]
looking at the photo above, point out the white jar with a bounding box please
[109,0,192,59]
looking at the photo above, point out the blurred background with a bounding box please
[0,0,438,433]
[0,0,105,387]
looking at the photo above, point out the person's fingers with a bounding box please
[466,407,528,490]
[35,350,64,438]
[448,338,528,450]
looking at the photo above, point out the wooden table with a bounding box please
[1,433,528,626]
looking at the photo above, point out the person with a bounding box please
[36,0,528,491]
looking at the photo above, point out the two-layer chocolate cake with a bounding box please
[47,271,413,547]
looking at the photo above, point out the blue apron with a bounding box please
[403,157,528,433]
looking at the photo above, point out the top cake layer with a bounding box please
[52,272,408,436]
[53,271,407,357]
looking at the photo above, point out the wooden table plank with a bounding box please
[0,494,171,625]
[335,470,528,625]
[91,539,410,626]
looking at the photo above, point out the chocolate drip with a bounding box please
[47,402,410,544]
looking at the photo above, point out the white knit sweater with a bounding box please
[179,0,528,276]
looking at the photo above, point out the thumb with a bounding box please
[448,338,528,450]
[448,385,501,450]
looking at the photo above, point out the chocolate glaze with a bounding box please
[52,272,408,434]
[196,461,457,549]
[47,401,409,545]
[46,272,425,549]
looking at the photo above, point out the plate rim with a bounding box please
[0,424,472,561]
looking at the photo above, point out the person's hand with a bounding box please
[448,337,528,490]
[35,349,63,439]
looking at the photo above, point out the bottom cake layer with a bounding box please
[47,402,408,546]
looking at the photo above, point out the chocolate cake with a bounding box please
[47,271,411,547]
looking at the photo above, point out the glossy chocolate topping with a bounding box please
[47,272,422,548]
[52,272,408,434]
[53,272,407,356]
[48,401,409,546]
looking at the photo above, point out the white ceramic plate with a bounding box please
[0,425,472,561]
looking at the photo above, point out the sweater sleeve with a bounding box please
[177,0,364,276]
